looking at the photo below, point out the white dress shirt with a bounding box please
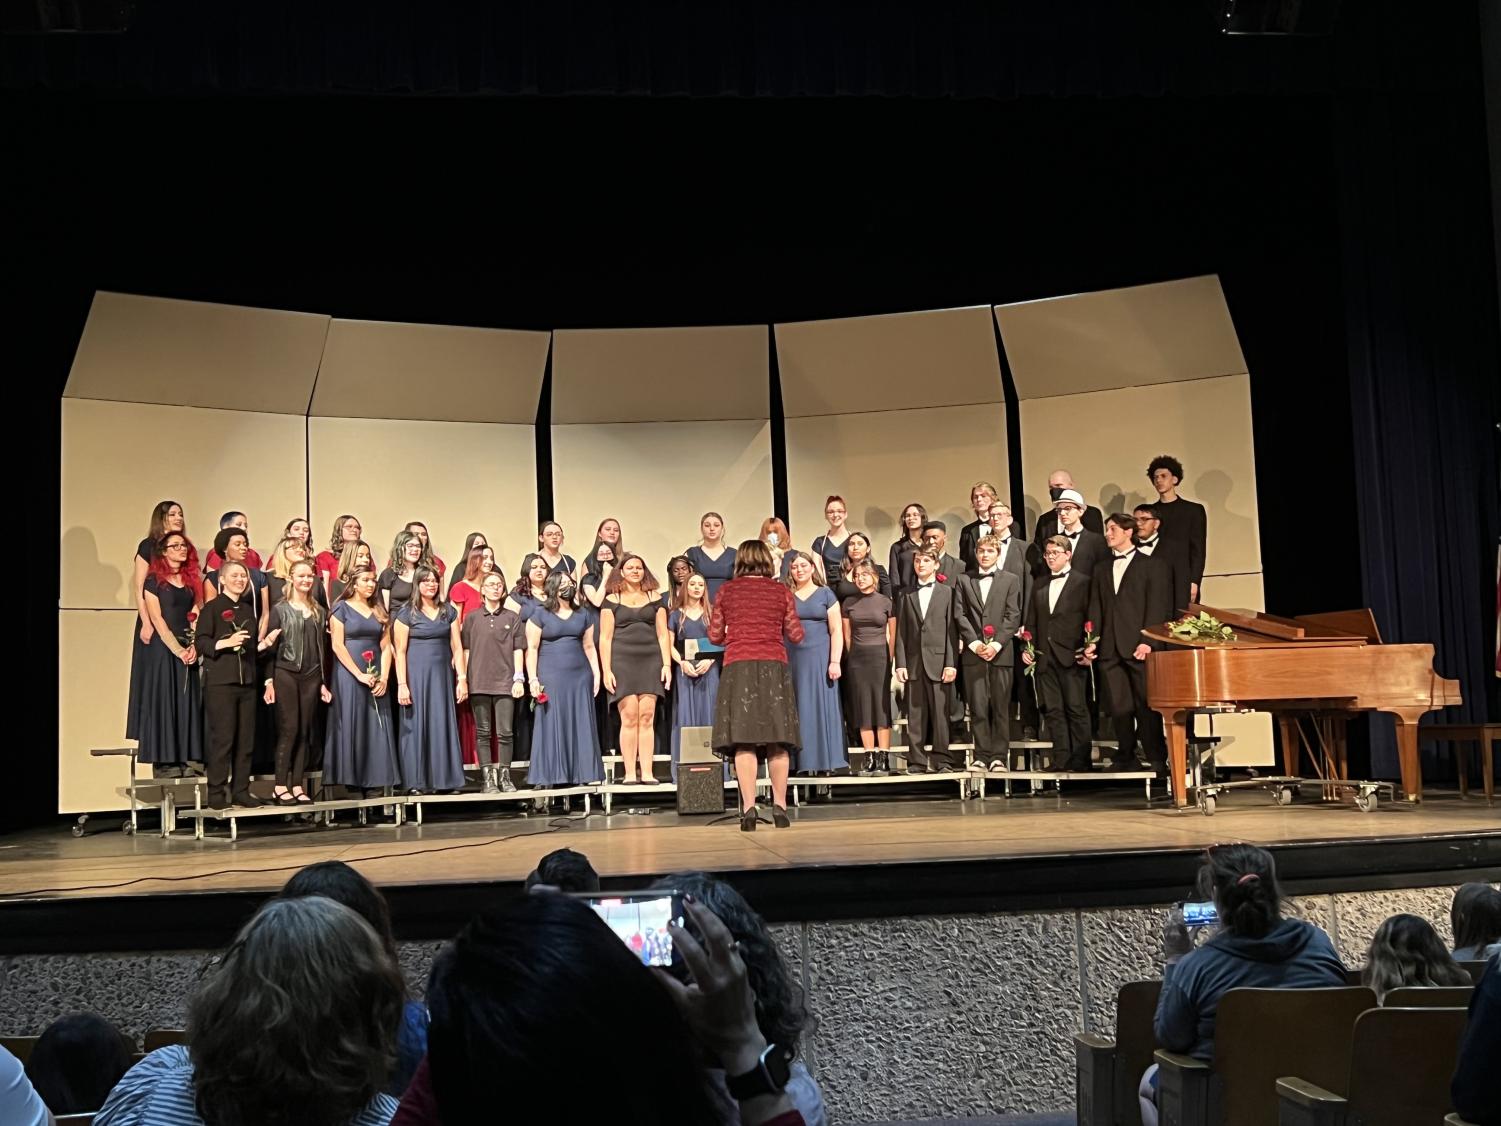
[995,535,1012,569]
[917,580,935,619]
[1111,549,1135,594]
[1137,536,1158,557]
[1047,568,1070,612]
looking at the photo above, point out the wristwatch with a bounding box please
[725,1043,792,1100]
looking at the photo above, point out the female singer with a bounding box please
[404,521,445,576]
[379,531,423,613]
[446,532,488,596]
[263,559,331,805]
[204,511,263,571]
[785,551,846,776]
[708,540,804,830]
[833,532,891,601]
[335,539,375,588]
[668,572,720,780]
[526,571,603,789]
[326,567,399,796]
[811,495,851,580]
[664,555,693,608]
[393,566,465,794]
[888,502,928,599]
[600,554,671,785]
[595,517,625,557]
[128,500,185,744]
[196,559,278,809]
[315,515,362,598]
[448,544,499,767]
[507,553,552,621]
[840,560,895,775]
[136,529,202,777]
[533,521,576,579]
[279,517,313,553]
[758,517,792,580]
[579,539,618,610]
[204,527,270,642]
[267,538,330,611]
[685,512,736,601]
[459,571,528,793]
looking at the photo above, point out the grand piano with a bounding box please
[1145,606,1462,809]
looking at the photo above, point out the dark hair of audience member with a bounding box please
[656,871,812,1057]
[1362,913,1474,999]
[25,1013,133,1115]
[1451,882,1501,953]
[523,847,600,893]
[189,896,404,1126]
[280,859,401,968]
[1197,843,1282,939]
[426,893,722,1122]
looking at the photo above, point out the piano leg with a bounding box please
[1278,716,1301,779]
[1163,712,1189,808]
[1383,708,1426,802]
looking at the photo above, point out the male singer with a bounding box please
[954,535,1023,770]
[1050,489,1109,578]
[1022,535,1093,773]
[1086,513,1172,772]
[919,521,963,585]
[894,548,959,773]
[1146,454,1208,602]
[959,481,1000,573]
[1032,468,1105,544]
[1133,503,1192,615]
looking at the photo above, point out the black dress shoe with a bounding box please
[771,806,791,828]
[1106,758,1145,772]
[232,792,264,808]
[740,807,758,832]
[207,792,232,811]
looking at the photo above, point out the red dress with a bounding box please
[450,580,486,765]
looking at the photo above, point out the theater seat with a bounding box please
[1075,978,1162,1126]
[1380,985,1473,1008]
[0,1034,39,1064]
[143,1028,188,1051]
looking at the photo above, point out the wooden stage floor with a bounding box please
[3,786,1498,903]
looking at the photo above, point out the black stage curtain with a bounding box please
[1336,6,1501,773]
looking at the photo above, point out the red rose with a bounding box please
[535,692,549,705]
[982,625,995,638]
[1019,628,1032,642]
[1084,620,1094,634]
[221,609,235,621]
[937,573,947,582]
[186,611,198,622]
[361,649,375,663]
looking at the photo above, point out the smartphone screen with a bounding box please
[571,890,684,968]
[1181,900,1219,927]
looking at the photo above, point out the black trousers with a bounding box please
[204,682,256,798]
[273,664,321,786]
[1015,638,1041,733]
[1036,657,1091,769]
[470,693,516,767]
[905,674,954,770]
[1100,656,1166,765]
[964,657,1014,764]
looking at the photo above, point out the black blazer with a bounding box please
[934,552,962,586]
[1153,496,1208,588]
[194,592,260,688]
[994,534,1032,615]
[954,569,1023,668]
[1138,536,1192,616]
[1033,505,1104,546]
[1065,530,1109,579]
[1088,551,1174,661]
[1025,570,1092,667]
[894,582,958,682]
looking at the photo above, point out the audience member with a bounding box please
[655,872,828,1126]
[1451,882,1501,961]
[95,896,404,1126]
[408,892,803,1124]
[1361,912,1473,1001]
[0,1045,50,1126]
[522,846,602,893]
[1139,843,1346,1126]
[280,860,428,1096]
[1452,955,1501,1126]
[25,1012,133,1115]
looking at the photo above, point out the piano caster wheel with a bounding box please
[121,820,136,835]
[1200,794,1217,816]
[1274,787,1293,807]
[1355,791,1378,813]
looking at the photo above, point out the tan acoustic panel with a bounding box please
[61,399,307,610]
[551,421,773,575]
[552,326,769,424]
[776,306,1004,418]
[1017,374,1261,579]
[996,275,1248,399]
[59,609,139,813]
[785,404,1009,558]
[308,417,536,584]
[64,292,329,414]
[310,319,550,423]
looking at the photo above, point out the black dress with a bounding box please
[604,600,667,702]
[136,575,203,764]
[126,536,156,740]
[841,593,894,729]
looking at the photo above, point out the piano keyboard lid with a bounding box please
[1145,605,1378,648]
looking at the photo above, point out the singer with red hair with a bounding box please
[136,529,204,776]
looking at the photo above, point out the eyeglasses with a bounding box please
[164,542,188,550]
[1043,549,1068,558]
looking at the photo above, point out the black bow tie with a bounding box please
[1051,572,1070,581]
[919,582,935,589]
[1114,550,1135,559]
[1139,537,1158,548]
[979,571,996,578]
[1063,530,1081,539]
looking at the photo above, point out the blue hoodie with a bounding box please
[1154,916,1348,1060]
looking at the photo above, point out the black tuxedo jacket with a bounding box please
[954,569,1022,668]
[1025,570,1091,667]
[1033,505,1104,546]
[1064,529,1109,579]
[934,552,962,586]
[958,518,1017,572]
[1138,536,1192,616]
[994,534,1032,613]
[894,582,957,682]
[1153,496,1207,588]
[1088,551,1173,660]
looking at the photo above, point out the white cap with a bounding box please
[1054,488,1085,509]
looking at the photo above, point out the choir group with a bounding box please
[122,454,1207,813]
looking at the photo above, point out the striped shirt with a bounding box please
[95,1046,398,1126]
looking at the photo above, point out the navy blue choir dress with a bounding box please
[396,605,464,792]
[527,607,603,787]
[135,575,203,765]
[788,586,847,771]
[669,609,721,779]
[325,602,400,789]
[811,532,851,578]
[684,545,737,601]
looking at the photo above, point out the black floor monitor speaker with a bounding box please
[676,762,726,815]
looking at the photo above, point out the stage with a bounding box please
[4,783,1498,955]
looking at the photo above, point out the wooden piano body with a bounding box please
[1145,607,1462,808]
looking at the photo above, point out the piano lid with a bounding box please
[1142,604,1375,649]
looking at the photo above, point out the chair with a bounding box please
[0,1034,39,1064]
[1075,979,1163,1126]
[1275,1005,1468,1126]
[143,1028,187,1051]
[1380,985,1472,1008]
[1154,985,1376,1126]
[1456,960,1488,985]
[54,1116,95,1125]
